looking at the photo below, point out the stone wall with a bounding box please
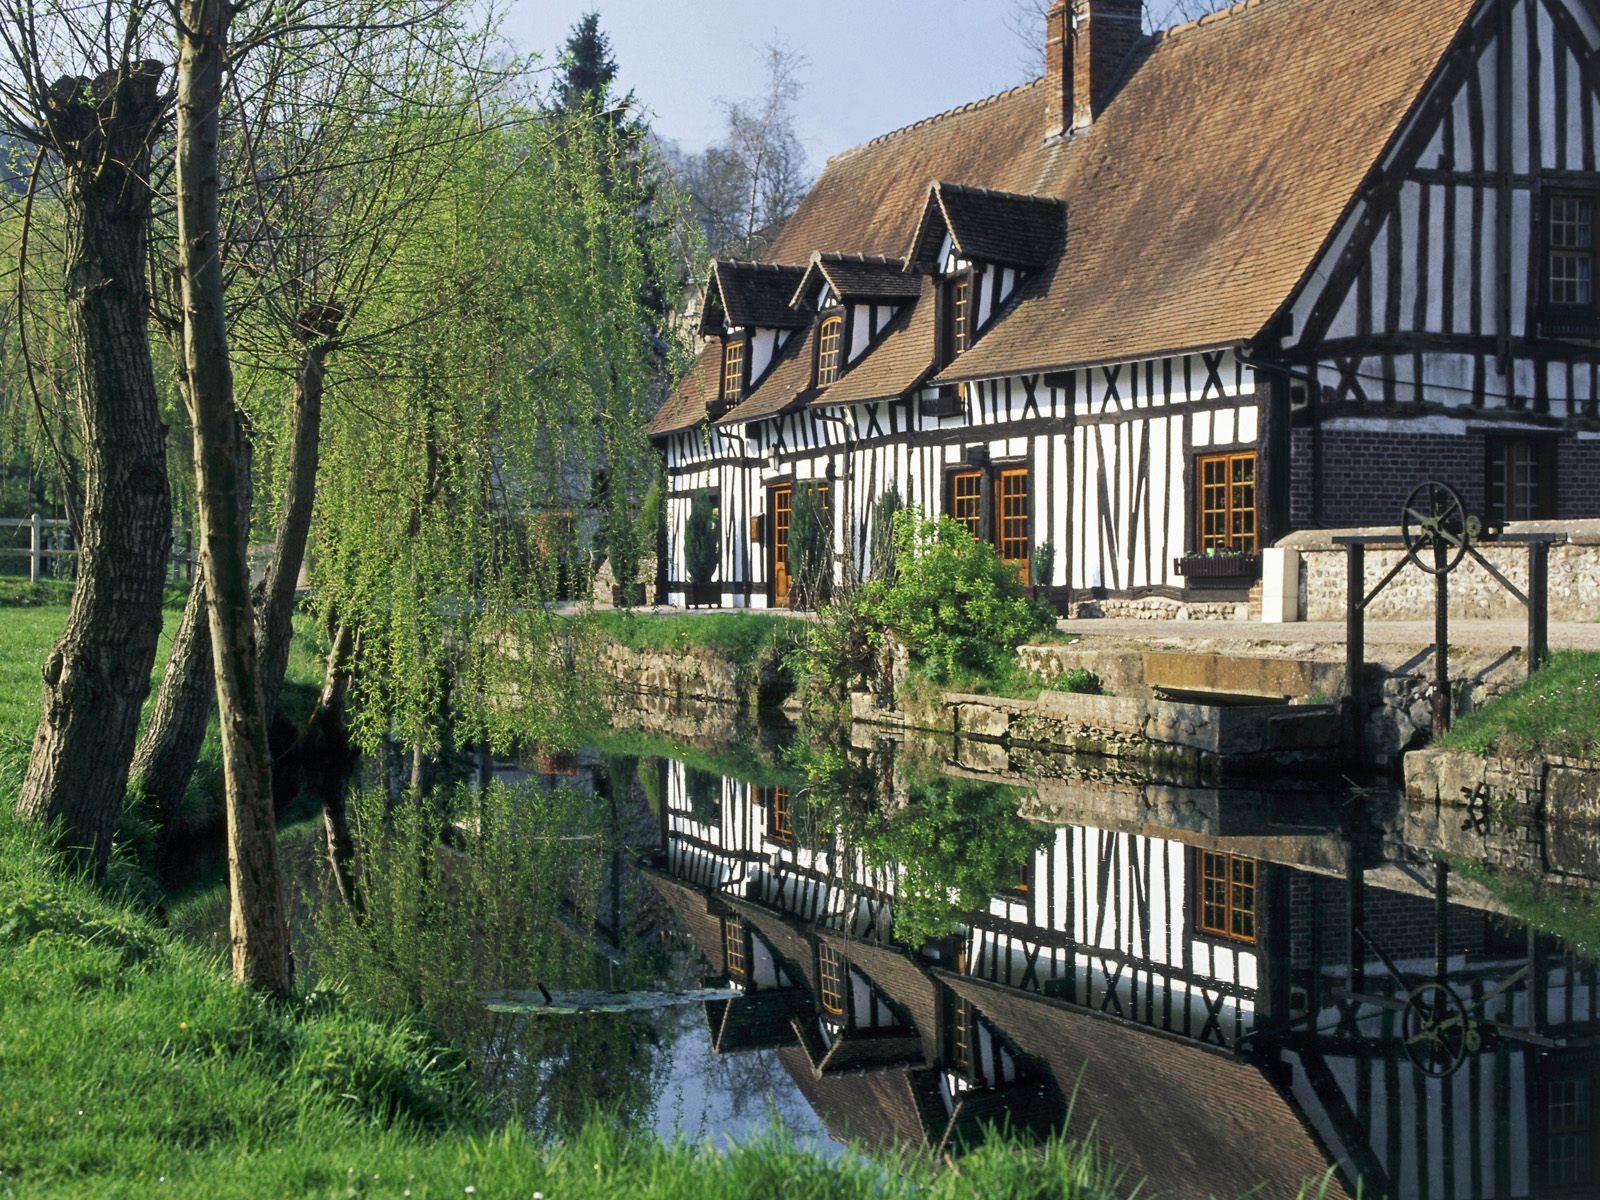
[592,553,658,605]
[1069,595,1250,622]
[1403,748,1600,886]
[1282,519,1600,622]
[598,637,791,713]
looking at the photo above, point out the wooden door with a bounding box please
[769,483,793,607]
[995,467,1030,585]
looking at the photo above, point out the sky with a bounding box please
[500,1,1039,165]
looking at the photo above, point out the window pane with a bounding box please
[1551,196,1594,248]
[724,917,746,977]
[952,277,971,353]
[949,471,982,538]
[997,468,1030,583]
[817,316,843,385]
[723,340,744,400]
[819,944,845,1015]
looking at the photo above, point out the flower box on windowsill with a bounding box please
[1173,552,1260,580]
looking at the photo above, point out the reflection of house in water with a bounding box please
[643,753,1600,1199]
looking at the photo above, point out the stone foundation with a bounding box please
[1069,596,1251,622]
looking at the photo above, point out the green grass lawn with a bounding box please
[592,609,802,663]
[1436,650,1600,760]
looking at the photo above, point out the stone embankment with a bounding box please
[598,638,789,715]
[1403,747,1600,886]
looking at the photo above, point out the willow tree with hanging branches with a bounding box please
[309,97,682,778]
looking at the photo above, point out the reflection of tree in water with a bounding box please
[301,772,683,1132]
[792,733,1050,947]
[481,1010,666,1135]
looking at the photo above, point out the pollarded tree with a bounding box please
[0,6,173,870]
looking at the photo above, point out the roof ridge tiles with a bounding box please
[933,180,1063,206]
[717,259,806,273]
[1151,0,1278,44]
[825,78,1045,165]
[815,252,907,266]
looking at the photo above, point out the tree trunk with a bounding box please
[176,0,290,994]
[14,63,172,872]
[257,334,335,719]
[129,576,213,829]
[302,624,361,911]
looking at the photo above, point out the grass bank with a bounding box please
[0,798,1140,1200]
[1436,650,1600,760]
[591,609,801,663]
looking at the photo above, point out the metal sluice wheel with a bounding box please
[1401,982,1479,1077]
[1401,481,1476,575]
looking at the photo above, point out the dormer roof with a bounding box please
[714,322,819,426]
[904,182,1065,272]
[698,261,809,337]
[791,253,923,308]
[809,277,938,408]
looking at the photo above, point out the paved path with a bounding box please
[1064,618,1600,651]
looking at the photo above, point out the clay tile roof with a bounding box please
[792,253,923,307]
[908,182,1065,270]
[699,261,809,336]
[810,277,938,408]
[940,0,1478,382]
[659,0,1477,431]
[936,970,1351,1200]
[715,323,818,426]
[648,339,723,436]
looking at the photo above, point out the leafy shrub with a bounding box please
[852,774,1048,948]
[864,508,1054,682]
[785,586,879,707]
[635,476,663,552]
[1059,667,1103,695]
[685,491,719,587]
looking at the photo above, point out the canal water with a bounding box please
[250,722,1598,1199]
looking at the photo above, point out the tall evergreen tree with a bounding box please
[553,13,631,126]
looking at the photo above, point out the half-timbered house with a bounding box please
[651,0,1600,614]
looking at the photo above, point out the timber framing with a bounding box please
[651,0,1600,612]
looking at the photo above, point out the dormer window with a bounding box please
[816,314,844,385]
[721,337,745,402]
[818,942,846,1015]
[950,275,972,354]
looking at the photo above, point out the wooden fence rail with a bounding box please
[0,515,197,584]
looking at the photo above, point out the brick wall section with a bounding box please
[1291,429,1485,528]
[1292,430,1600,528]
[1289,871,1488,968]
[1557,440,1600,518]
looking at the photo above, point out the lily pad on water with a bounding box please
[480,987,736,1015]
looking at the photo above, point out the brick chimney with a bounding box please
[1045,0,1143,139]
